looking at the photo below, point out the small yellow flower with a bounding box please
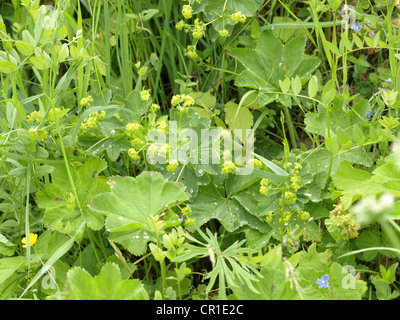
[150,103,160,113]
[182,5,193,19]
[221,160,237,174]
[26,111,42,124]
[21,233,38,248]
[231,12,246,24]
[167,160,180,172]
[28,128,36,137]
[176,20,185,30]
[219,29,229,37]
[181,206,192,217]
[141,90,151,101]
[192,24,205,38]
[294,162,302,170]
[185,45,198,59]
[128,148,140,161]
[184,217,196,227]
[126,122,141,132]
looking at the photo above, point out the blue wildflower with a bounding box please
[364,109,372,119]
[351,21,361,32]
[316,274,329,288]
[386,78,393,84]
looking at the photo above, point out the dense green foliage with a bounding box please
[0,0,399,300]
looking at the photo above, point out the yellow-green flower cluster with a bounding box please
[141,89,151,101]
[248,158,268,170]
[266,211,274,222]
[231,12,246,24]
[280,191,297,206]
[176,20,186,30]
[219,29,229,37]
[325,210,360,240]
[159,143,170,155]
[182,5,193,19]
[131,137,144,149]
[221,160,237,174]
[289,162,302,191]
[181,206,192,217]
[192,19,205,38]
[128,148,140,161]
[157,120,168,134]
[48,107,61,120]
[297,210,310,221]
[259,178,270,196]
[28,128,48,141]
[185,45,198,59]
[185,217,196,227]
[126,122,141,133]
[28,128,36,137]
[27,110,42,124]
[80,110,106,132]
[80,95,93,107]
[167,160,180,172]
[171,94,195,109]
[148,143,158,156]
[150,103,160,113]
[280,211,292,224]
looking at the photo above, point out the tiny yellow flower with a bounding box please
[181,206,192,217]
[167,160,180,172]
[150,103,160,113]
[231,12,246,24]
[185,45,198,59]
[221,160,237,174]
[192,24,205,38]
[128,148,140,161]
[21,233,38,248]
[219,29,229,37]
[182,5,193,19]
[141,89,151,101]
[176,20,185,30]
[126,122,141,132]
[185,217,196,227]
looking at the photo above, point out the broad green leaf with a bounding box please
[355,229,392,261]
[15,40,34,56]
[0,62,17,73]
[35,158,109,234]
[229,30,320,96]
[90,171,189,233]
[332,161,376,209]
[325,137,339,155]
[0,257,25,286]
[34,230,71,261]
[321,79,336,105]
[188,183,271,233]
[308,75,318,98]
[291,75,302,95]
[29,56,50,70]
[279,77,291,93]
[67,263,148,300]
[225,101,253,142]
[296,244,367,300]
[272,16,307,43]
